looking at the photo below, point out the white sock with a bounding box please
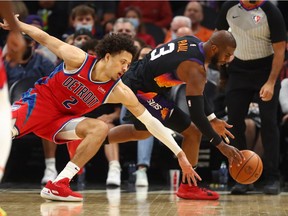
[53,161,80,183]
[45,158,56,171]
[0,84,12,183]
[109,160,120,168]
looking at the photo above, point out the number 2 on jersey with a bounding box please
[63,96,78,109]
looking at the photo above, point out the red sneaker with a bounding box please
[41,178,83,202]
[176,183,219,200]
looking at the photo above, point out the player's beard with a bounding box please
[210,53,220,66]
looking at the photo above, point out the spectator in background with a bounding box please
[244,102,264,158]
[4,33,55,88]
[216,0,286,195]
[133,37,147,52]
[123,6,156,48]
[184,1,213,42]
[24,1,69,39]
[279,38,288,165]
[63,4,102,41]
[280,78,288,138]
[11,1,29,21]
[117,0,173,30]
[113,18,136,38]
[176,26,194,38]
[164,16,192,44]
[103,19,116,36]
[4,32,58,185]
[72,28,93,48]
[113,18,144,51]
[25,14,58,65]
[137,45,153,61]
[67,1,117,26]
[81,38,98,56]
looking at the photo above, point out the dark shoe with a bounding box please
[263,180,280,195]
[231,183,254,195]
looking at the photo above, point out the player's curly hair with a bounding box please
[95,33,137,60]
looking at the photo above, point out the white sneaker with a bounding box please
[106,165,121,186]
[136,186,148,202]
[135,168,148,187]
[41,167,58,185]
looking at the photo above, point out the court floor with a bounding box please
[1,183,288,216]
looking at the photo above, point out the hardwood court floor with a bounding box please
[1,184,288,216]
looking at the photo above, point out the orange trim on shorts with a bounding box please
[0,166,5,172]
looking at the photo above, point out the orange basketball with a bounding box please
[229,150,263,184]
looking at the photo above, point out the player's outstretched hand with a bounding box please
[177,151,202,186]
[0,14,20,30]
[210,118,234,143]
[216,142,245,167]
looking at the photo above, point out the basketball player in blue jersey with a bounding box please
[104,31,245,200]
[0,17,204,202]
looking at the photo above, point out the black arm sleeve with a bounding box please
[204,92,214,116]
[186,95,222,146]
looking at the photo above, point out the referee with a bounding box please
[216,0,286,195]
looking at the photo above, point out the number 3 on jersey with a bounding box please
[150,43,175,61]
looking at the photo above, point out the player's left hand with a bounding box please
[210,118,234,143]
[177,151,202,186]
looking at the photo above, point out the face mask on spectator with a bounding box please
[75,24,93,32]
[171,32,177,40]
[129,18,139,29]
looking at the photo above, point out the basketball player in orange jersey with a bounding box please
[0,16,202,202]
[0,2,25,182]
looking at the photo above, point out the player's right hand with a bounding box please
[177,151,202,186]
[216,142,245,167]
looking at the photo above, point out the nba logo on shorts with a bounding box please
[11,104,21,111]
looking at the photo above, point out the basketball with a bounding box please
[229,150,263,184]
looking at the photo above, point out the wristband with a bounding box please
[207,113,216,121]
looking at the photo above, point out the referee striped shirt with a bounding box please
[216,0,286,61]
